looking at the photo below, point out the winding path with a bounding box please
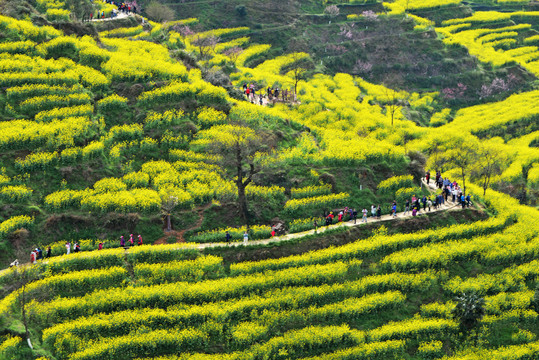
[1,178,467,272]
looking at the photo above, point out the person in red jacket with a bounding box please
[137,235,143,246]
[30,251,36,264]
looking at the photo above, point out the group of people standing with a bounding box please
[242,84,295,105]
[88,1,136,21]
[426,171,472,209]
[25,234,143,265]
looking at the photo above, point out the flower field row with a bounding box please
[29,262,352,325]
[290,184,332,199]
[41,271,439,349]
[284,192,350,215]
[0,267,128,317]
[133,256,225,285]
[230,215,510,275]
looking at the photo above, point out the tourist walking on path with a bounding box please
[404,199,410,215]
[65,242,71,255]
[137,235,143,246]
[226,231,231,244]
[120,236,125,247]
[129,234,134,247]
[46,246,51,259]
[376,205,381,219]
[371,205,376,218]
[243,231,249,245]
[362,208,367,223]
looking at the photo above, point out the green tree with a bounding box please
[452,292,486,333]
[146,1,175,23]
[192,124,267,227]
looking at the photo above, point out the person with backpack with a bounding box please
[225,231,231,244]
[137,235,143,246]
[98,242,103,250]
[120,235,125,247]
[129,234,134,246]
[376,205,382,219]
[74,242,80,253]
[391,202,397,218]
[30,250,36,264]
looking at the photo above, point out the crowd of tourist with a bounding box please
[15,171,473,266]
[242,84,295,105]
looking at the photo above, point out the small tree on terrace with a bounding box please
[146,1,175,23]
[324,5,339,23]
[285,52,312,101]
[382,86,407,127]
[192,124,266,227]
[471,142,509,196]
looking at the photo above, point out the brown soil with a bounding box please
[154,203,213,245]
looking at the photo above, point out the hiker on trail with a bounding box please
[98,242,103,250]
[243,231,249,244]
[314,219,318,232]
[10,259,19,268]
[65,242,71,255]
[137,235,143,246]
[426,171,430,185]
[412,207,417,216]
[452,187,457,202]
[120,236,125,247]
[404,199,410,215]
[461,194,466,209]
[466,194,471,207]
[271,228,276,238]
[46,246,51,259]
[361,208,367,223]
[422,196,427,211]
[391,202,397,218]
[259,94,263,105]
[30,250,36,264]
[74,242,80,253]
[129,234,134,246]
[338,211,343,222]
[225,231,231,244]
[37,247,43,260]
[376,205,382,219]
[371,205,376,218]
[90,13,93,20]
[427,198,432,211]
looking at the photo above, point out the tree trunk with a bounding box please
[166,214,172,232]
[237,183,249,228]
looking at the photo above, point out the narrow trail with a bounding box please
[89,12,132,22]
[154,203,213,245]
[194,196,461,250]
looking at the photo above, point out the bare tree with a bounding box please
[383,87,406,127]
[285,53,311,100]
[471,144,508,196]
[192,35,220,60]
[223,46,243,65]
